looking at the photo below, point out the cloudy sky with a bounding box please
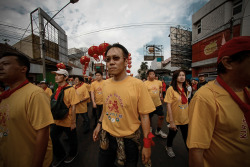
[0,0,208,75]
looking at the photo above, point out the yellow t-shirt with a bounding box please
[187,81,250,167]
[102,76,155,137]
[84,83,91,103]
[54,86,80,127]
[44,87,52,97]
[144,80,162,107]
[0,83,54,167]
[90,80,104,105]
[164,86,189,125]
[74,84,90,114]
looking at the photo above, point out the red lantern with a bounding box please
[128,56,132,60]
[56,62,66,69]
[102,52,106,60]
[99,42,110,55]
[128,60,132,64]
[128,53,131,57]
[128,64,132,68]
[88,46,99,57]
[126,70,130,73]
[93,54,100,62]
[80,56,90,65]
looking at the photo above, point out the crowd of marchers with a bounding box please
[0,36,249,167]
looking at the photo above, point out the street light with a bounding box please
[41,0,79,81]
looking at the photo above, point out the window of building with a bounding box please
[233,0,242,15]
[197,21,201,34]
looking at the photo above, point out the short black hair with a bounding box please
[1,52,30,77]
[95,71,103,76]
[74,76,84,82]
[147,69,155,75]
[217,50,250,74]
[105,43,129,59]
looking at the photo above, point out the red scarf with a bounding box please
[74,82,83,89]
[54,83,68,100]
[0,79,29,103]
[178,86,188,104]
[217,76,250,130]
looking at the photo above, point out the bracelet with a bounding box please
[143,132,155,148]
[98,120,102,125]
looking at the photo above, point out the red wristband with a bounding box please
[143,132,155,148]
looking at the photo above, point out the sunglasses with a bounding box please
[104,56,124,63]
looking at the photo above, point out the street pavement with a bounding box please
[57,102,188,167]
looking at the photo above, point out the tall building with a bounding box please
[191,0,250,78]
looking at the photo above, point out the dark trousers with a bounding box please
[98,133,139,167]
[76,113,90,133]
[167,124,188,150]
[50,124,78,159]
[93,105,103,127]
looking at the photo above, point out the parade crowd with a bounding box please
[0,36,249,167]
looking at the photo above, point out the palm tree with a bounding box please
[138,62,148,79]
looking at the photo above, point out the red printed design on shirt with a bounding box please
[96,87,102,95]
[105,93,124,123]
[151,85,158,94]
[0,104,10,138]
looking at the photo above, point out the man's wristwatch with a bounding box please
[98,120,102,125]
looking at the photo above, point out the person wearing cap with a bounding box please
[197,73,207,90]
[39,81,53,98]
[73,76,90,134]
[50,69,80,167]
[93,43,155,166]
[0,52,54,167]
[187,36,250,167]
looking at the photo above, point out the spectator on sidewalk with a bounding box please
[144,69,168,138]
[164,70,189,158]
[39,81,53,98]
[197,73,207,90]
[50,69,80,167]
[0,52,54,167]
[93,43,155,167]
[187,36,250,167]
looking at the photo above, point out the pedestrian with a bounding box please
[186,79,192,103]
[0,52,54,167]
[93,43,155,167]
[164,70,189,158]
[90,71,104,127]
[197,73,207,89]
[74,76,90,134]
[144,69,167,138]
[187,36,250,167]
[49,81,55,93]
[50,69,80,167]
[191,79,197,97]
[39,80,53,98]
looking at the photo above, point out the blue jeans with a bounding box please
[98,133,139,167]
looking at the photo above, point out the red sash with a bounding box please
[54,83,68,100]
[0,79,29,103]
[177,86,188,104]
[216,76,250,130]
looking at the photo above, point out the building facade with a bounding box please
[191,0,250,77]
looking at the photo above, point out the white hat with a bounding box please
[40,80,46,84]
[51,69,69,77]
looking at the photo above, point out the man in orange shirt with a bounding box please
[50,69,80,167]
[90,71,104,127]
[93,43,155,167]
[39,81,52,98]
[188,36,250,167]
[0,52,54,167]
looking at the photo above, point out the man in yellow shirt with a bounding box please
[187,36,250,167]
[93,43,155,167]
[50,69,80,167]
[74,76,90,133]
[144,69,167,138]
[0,52,54,167]
[90,71,104,127]
[39,81,53,98]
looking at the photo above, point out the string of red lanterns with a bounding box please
[56,62,66,70]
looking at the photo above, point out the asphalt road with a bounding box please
[57,102,188,167]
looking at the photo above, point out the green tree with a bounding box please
[138,62,148,79]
